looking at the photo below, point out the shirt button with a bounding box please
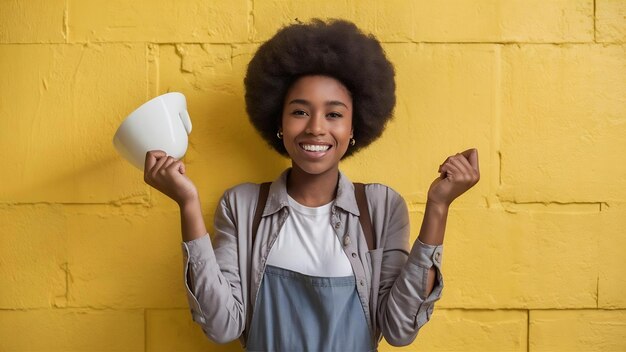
[334,222,341,229]
[359,280,365,286]
[343,235,351,246]
[434,251,441,263]
[351,252,357,258]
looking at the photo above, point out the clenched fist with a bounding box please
[143,150,198,206]
[428,148,480,207]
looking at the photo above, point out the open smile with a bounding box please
[298,143,333,158]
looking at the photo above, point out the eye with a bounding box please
[327,112,343,118]
[292,110,308,116]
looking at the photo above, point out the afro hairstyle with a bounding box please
[244,18,396,159]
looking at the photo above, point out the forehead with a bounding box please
[285,75,352,105]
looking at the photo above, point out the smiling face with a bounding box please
[280,75,354,176]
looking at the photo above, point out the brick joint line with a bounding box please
[526,309,530,352]
[248,0,255,42]
[593,0,597,43]
[5,40,626,45]
[596,270,600,309]
[144,309,148,352]
[63,0,69,44]
[501,201,606,206]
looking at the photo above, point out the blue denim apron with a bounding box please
[246,265,375,352]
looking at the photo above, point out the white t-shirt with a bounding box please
[265,193,354,277]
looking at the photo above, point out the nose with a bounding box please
[305,113,326,136]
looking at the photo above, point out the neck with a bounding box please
[286,164,339,207]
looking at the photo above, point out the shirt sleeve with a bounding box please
[180,190,246,344]
[376,190,444,346]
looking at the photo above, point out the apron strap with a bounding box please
[251,181,375,251]
[354,182,375,251]
[252,182,272,245]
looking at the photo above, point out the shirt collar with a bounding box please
[263,167,360,217]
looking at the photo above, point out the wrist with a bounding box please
[418,200,449,246]
[178,195,201,211]
[425,200,450,214]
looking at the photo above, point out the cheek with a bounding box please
[282,122,303,138]
[339,117,353,137]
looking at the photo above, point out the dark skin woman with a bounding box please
[143,74,479,297]
[143,18,480,350]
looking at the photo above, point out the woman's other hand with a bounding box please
[143,150,198,206]
[427,148,480,207]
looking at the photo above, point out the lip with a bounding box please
[298,142,333,159]
[299,140,333,146]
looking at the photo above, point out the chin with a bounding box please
[291,161,338,176]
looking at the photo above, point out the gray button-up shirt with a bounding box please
[182,168,444,349]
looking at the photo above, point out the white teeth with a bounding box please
[301,144,330,152]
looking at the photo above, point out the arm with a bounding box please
[180,196,208,242]
[142,151,247,343]
[376,192,445,347]
[417,201,449,296]
[180,191,246,344]
[379,148,479,345]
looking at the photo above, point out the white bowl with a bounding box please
[113,92,192,171]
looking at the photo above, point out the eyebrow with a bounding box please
[287,99,349,109]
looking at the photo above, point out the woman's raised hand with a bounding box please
[427,148,480,207]
[143,150,199,206]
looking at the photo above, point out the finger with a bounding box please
[151,155,170,178]
[164,158,180,171]
[438,155,455,173]
[439,150,470,173]
[439,156,450,174]
[449,156,471,178]
[440,162,462,181]
[441,161,462,175]
[145,150,166,173]
[440,153,465,173]
[439,155,452,169]
[161,157,177,173]
[167,160,185,175]
[460,148,479,175]
[454,153,477,178]
[460,153,480,180]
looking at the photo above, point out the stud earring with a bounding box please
[350,138,355,146]
[276,130,283,139]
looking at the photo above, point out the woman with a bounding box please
[144,18,479,351]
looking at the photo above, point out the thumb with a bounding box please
[468,148,479,174]
[178,162,186,175]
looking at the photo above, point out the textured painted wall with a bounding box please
[1,1,625,351]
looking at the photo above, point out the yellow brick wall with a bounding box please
[1,1,624,351]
